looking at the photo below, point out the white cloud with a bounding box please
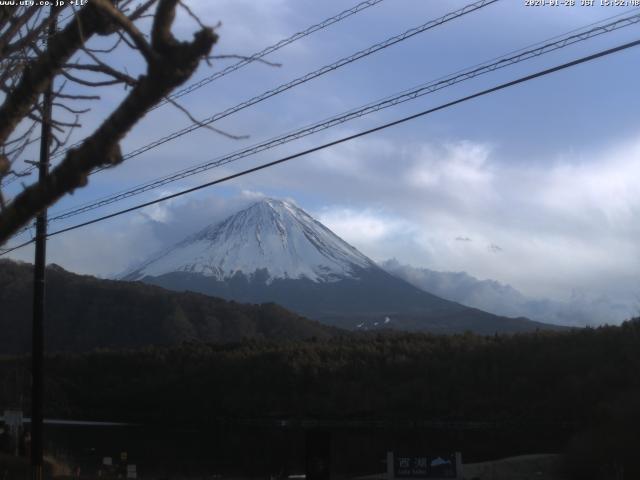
[141,203,173,224]
[536,141,640,232]
[293,134,640,305]
[318,206,417,243]
[409,141,493,189]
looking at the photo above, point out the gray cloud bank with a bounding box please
[382,259,637,327]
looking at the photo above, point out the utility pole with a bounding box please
[31,7,55,480]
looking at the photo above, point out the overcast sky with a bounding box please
[4,0,640,318]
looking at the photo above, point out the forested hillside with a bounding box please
[1,321,639,477]
[0,320,638,424]
[0,260,338,353]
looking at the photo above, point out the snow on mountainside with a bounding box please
[121,198,377,283]
[381,259,635,326]
[118,198,564,334]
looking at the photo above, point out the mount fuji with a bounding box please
[123,198,375,284]
[121,198,561,334]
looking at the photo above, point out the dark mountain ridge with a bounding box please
[126,198,564,334]
[0,259,339,354]
[144,266,561,334]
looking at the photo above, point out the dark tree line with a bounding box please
[1,320,640,478]
[2,321,639,425]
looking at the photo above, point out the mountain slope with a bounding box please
[123,198,563,334]
[122,198,375,283]
[381,259,633,326]
[0,260,339,354]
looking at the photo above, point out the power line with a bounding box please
[50,0,500,174]
[117,0,499,162]
[49,0,388,163]
[1,0,387,186]
[3,36,639,256]
[38,10,640,226]
[0,238,34,256]
[156,0,387,109]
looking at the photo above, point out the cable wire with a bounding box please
[156,0,387,109]
[1,0,387,186]
[9,4,640,189]
[3,36,639,255]
[40,10,640,225]
[48,0,500,170]
[119,0,499,161]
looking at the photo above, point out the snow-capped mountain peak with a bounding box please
[121,198,376,283]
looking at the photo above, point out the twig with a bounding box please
[165,96,249,140]
[209,54,282,67]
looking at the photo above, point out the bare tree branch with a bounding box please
[62,62,137,86]
[128,0,159,22]
[53,102,91,115]
[0,0,217,244]
[0,6,38,55]
[92,0,157,63]
[0,4,110,145]
[178,1,208,31]
[210,54,282,67]
[165,96,249,140]
[54,92,101,100]
[60,68,127,87]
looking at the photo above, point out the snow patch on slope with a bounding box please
[122,198,376,283]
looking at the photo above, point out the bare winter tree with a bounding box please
[0,0,219,245]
